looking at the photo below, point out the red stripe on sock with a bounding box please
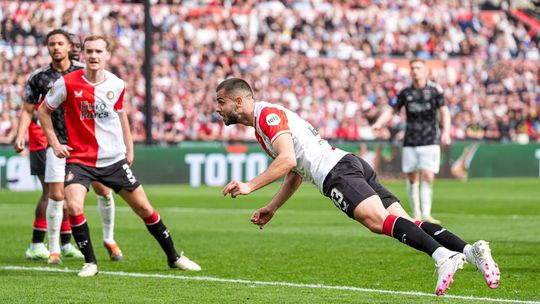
[61,220,72,233]
[68,214,86,227]
[143,209,160,225]
[414,220,423,227]
[34,217,47,230]
[382,215,398,237]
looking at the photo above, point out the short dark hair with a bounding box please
[45,29,71,45]
[83,35,111,52]
[216,78,253,98]
[409,57,425,66]
[68,33,81,45]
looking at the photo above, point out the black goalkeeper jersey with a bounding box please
[25,60,84,145]
[392,81,446,147]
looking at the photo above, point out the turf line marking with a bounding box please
[1,266,538,304]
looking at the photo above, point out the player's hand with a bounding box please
[441,132,451,146]
[13,137,25,153]
[371,123,382,132]
[222,180,252,198]
[126,149,134,166]
[250,206,275,229]
[53,144,73,158]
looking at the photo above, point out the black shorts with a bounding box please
[30,149,46,176]
[65,159,140,193]
[322,154,399,218]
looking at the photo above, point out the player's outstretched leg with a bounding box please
[387,203,500,289]
[353,196,464,296]
[92,182,123,261]
[119,186,201,271]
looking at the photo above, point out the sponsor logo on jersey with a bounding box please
[74,90,83,98]
[266,113,281,126]
[407,101,432,113]
[80,100,110,120]
[106,91,114,100]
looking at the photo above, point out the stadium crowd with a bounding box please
[1,0,539,145]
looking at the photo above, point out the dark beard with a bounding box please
[224,114,239,126]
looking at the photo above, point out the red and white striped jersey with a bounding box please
[44,69,126,168]
[253,101,347,191]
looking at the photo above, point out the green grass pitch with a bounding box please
[0,178,539,303]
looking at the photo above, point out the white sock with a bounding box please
[406,181,420,218]
[420,180,433,218]
[432,247,454,264]
[97,191,115,244]
[46,199,64,254]
[463,244,473,263]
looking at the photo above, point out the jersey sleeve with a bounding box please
[44,77,67,110]
[434,84,446,108]
[258,107,291,143]
[391,91,404,111]
[24,75,41,105]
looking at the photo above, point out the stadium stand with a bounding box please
[0,0,538,144]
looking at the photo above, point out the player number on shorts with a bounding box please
[122,164,137,184]
[330,188,348,212]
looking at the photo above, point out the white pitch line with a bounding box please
[1,266,538,304]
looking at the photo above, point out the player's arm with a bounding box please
[440,105,451,145]
[372,106,394,130]
[222,133,297,198]
[37,78,71,158]
[13,102,34,153]
[118,110,134,166]
[250,171,303,229]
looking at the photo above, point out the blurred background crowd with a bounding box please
[1,0,539,145]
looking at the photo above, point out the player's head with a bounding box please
[45,29,72,62]
[215,78,254,126]
[409,58,427,83]
[82,35,111,72]
[68,33,82,61]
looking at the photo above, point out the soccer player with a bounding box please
[14,29,86,262]
[372,58,450,224]
[216,78,499,295]
[69,32,123,262]
[38,35,201,277]
[15,29,123,264]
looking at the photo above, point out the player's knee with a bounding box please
[92,184,110,196]
[95,188,110,197]
[406,173,418,184]
[421,171,435,182]
[67,203,84,215]
[49,190,64,201]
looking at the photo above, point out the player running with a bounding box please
[216,78,500,295]
[38,35,201,277]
